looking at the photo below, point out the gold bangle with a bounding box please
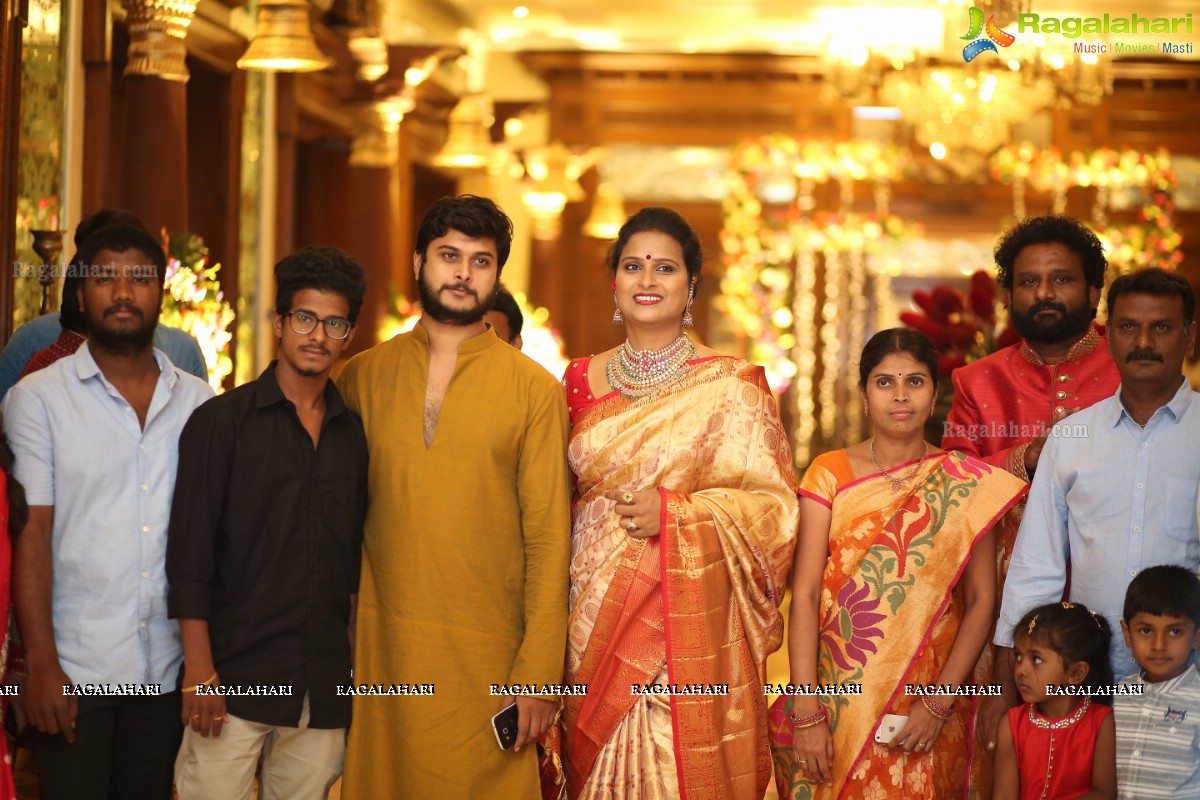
[181,672,218,694]
[921,695,953,721]
[788,707,828,729]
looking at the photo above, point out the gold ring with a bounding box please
[622,491,634,503]
[627,521,638,531]
[213,715,226,721]
[191,715,201,721]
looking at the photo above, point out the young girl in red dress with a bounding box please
[993,601,1117,800]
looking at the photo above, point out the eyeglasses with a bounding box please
[284,311,353,340]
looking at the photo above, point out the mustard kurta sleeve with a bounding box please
[509,371,571,687]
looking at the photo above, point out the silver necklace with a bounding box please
[870,439,928,491]
[606,334,696,398]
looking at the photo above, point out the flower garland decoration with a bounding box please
[900,270,1019,380]
[160,231,236,391]
[990,146,1182,274]
[719,135,916,396]
[378,289,569,379]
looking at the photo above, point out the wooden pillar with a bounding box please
[346,105,399,353]
[275,72,297,261]
[117,0,196,237]
[81,0,112,214]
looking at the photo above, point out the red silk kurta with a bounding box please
[942,327,1119,479]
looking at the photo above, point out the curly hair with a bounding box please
[994,216,1107,291]
[274,247,368,323]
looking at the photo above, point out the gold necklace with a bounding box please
[605,334,696,398]
[870,439,928,491]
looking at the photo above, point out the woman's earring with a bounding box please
[682,284,695,328]
[612,293,623,325]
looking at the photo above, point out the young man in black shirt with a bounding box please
[167,247,368,799]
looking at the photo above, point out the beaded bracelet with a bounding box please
[181,672,218,694]
[921,695,954,721]
[788,706,828,729]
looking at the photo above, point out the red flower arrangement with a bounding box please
[900,270,1020,379]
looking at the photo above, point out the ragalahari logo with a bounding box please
[961,6,1017,62]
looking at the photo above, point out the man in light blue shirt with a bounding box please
[4,223,212,799]
[983,267,1200,750]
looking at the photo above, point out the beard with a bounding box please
[416,264,498,327]
[87,303,159,355]
[1010,298,1095,345]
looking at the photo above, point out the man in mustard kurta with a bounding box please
[337,195,571,798]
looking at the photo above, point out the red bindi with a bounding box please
[645,254,652,260]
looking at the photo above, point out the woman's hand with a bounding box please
[888,700,947,754]
[603,489,662,539]
[791,716,835,786]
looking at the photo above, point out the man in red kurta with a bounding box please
[943,216,1119,481]
[941,216,1119,797]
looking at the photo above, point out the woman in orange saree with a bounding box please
[770,329,1027,800]
[544,208,799,800]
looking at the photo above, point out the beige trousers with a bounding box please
[174,694,345,800]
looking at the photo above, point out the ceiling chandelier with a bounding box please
[826,0,1111,178]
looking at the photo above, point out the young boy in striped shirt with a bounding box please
[1115,565,1200,799]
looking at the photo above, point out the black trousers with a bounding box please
[32,691,182,800]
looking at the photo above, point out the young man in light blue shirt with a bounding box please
[4,223,213,799]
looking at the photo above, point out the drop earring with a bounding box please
[682,284,695,328]
[612,293,623,325]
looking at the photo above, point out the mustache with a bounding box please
[1126,349,1163,363]
[440,283,476,298]
[103,303,144,318]
[1029,301,1066,315]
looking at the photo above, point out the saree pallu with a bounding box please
[769,452,1026,800]
[551,357,799,800]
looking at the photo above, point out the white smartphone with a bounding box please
[874,713,909,745]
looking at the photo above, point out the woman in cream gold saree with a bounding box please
[544,207,799,800]
[770,329,1027,800]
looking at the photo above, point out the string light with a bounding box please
[818,248,841,443]
[845,248,868,445]
[792,247,818,466]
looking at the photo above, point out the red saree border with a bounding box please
[657,486,690,800]
[564,538,665,798]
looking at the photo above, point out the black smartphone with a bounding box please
[492,703,519,750]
